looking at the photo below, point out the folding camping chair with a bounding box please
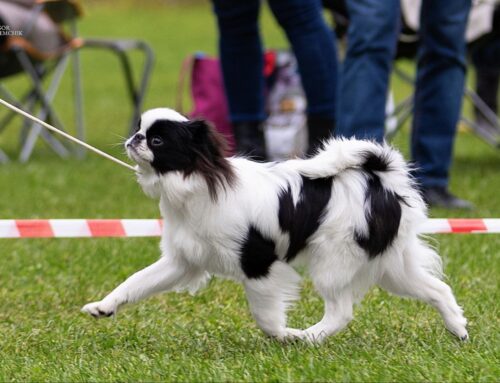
[385,64,500,148]
[0,0,154,163]
[0,0,80,162]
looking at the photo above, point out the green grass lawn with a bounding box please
[0,2,499,382]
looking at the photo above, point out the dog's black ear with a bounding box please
[185,119,235,201]
[188,119,229,157]
[188,119,209,141]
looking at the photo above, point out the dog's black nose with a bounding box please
[127,133,145,147]
[133,133,145,142]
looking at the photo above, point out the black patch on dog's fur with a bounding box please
[278,185,294,233]
[278,176,333,262]
[355,155,402,258]
[240,226,278,279]
[145,119,235,201]
[361,151,391,173]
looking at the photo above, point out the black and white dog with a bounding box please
[82,108,468,343]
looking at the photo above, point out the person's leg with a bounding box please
[212,0,264,123]
[471,38,500,116]
[335,0,400,142]
[411,0,471,202]
[472,6,500,118]
[212,0,267,160]
[469,9,500,147]
[475,64,500,116]
[268,0,338,152]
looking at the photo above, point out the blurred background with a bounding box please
[0,0,498,218]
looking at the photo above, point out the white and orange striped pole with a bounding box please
[0,218,498,238]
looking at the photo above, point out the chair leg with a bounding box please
[15,50,71,161]
[130,42,154,135]
[71,21,86,158]
[80,38,154,136]
[385,64,416,141]
[0,149,9,163]
[385,94,414,141]
[0,86,35,136]
[0,85,39,157]
[387,63,499,148]
[115,44,154,135]
[19,91,39,145]
[465,88,500,129]
[460,89,500,148]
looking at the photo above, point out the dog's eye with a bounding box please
[150,136,163,146]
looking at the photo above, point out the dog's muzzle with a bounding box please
[126,133,145,148]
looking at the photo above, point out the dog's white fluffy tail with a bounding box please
[291,137,407,179]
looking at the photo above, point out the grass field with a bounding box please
[0,2,499,381]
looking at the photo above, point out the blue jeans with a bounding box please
[212,0,338,123]
[336,0,471,188]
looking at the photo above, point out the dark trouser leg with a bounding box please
[269,0,338,152]
[212,0,267,160]
[335,0,400,142]
[411,0,471,188]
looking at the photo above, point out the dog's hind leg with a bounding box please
[283,247,371,343]
[82,256,204,318]
[379,239,468,340]
[296,291,354,343]
[243,262,302,340]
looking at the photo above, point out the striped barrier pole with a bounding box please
[0,219,499,238]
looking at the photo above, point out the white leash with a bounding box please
[0,98,136,171]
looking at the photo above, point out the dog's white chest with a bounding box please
[162,216,243,279]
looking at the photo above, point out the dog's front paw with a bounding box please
[445,314,469,341]
[81,300,116,319]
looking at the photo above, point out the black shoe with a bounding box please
[232,121,267,161]
[307,116,335,156]
[422,186,474,210]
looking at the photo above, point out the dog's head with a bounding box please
[125,108,235,200]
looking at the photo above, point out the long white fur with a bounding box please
[82,108,468,343]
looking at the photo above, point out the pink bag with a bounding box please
[177,51,306,160]
[177,53,235,154]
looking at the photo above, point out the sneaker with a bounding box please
[422,186,474,210]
